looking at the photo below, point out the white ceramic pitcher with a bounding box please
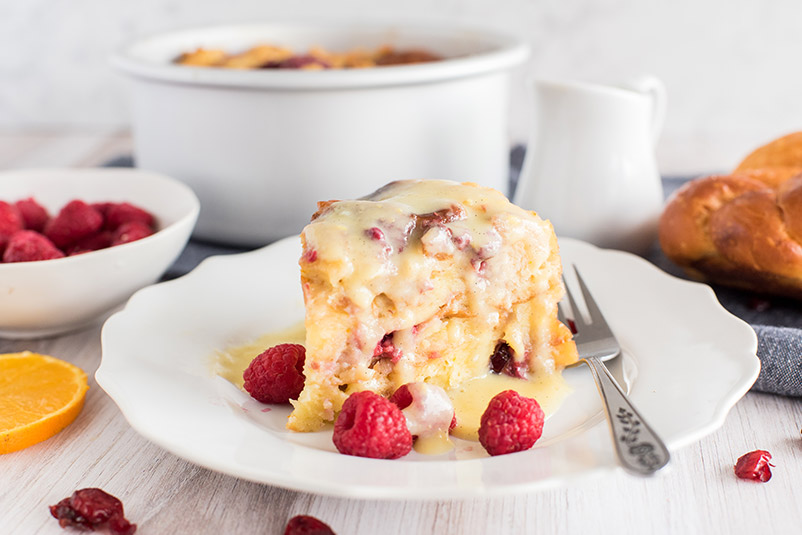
[513,76,666,255]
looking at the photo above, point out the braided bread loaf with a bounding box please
[659,132,802,299]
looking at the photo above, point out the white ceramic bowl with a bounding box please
[0,168,199,339]
[112,21,529,246]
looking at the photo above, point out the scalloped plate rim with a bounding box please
[96,236,759,499]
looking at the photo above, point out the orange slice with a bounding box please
[0,352,89,454]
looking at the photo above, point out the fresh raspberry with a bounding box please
[90,202,115,219]
[111,221,153,246]
[67,231,113,255]
[44,200,103,249]
[0,201,24,253]
[103,202,155,231]
[15,197,50,232]
[243,344,306,403]
[478,390,544,456]
[2,231,65,263]
[333,390,412,459]
[284,515,336,535]
[389,383,456,432]
[734,450,774,482]
[50,488,136,535]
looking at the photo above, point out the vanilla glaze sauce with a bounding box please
[214,323,572,453]
[213,322,305,389]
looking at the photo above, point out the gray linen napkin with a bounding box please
[109,152,802,396]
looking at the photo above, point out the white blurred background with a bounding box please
[1,0,800,175]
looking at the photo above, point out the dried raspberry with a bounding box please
[107,515,137,535]
[302,248,318,262]
[284,515,336,535]
[478,390,544,456]
[2,231,65,263]
[111,221,153,246]
[50,488,136,534]
[67,231,113,255]
[103,202,155,231]
[269,55,332,69]
[373,333,403,363]
[333,391,412,459]
[417,204,467,227]
[0,200,24,253]
[471,258,487,275]
[365,227,385,241]
[44,200,103,249]
[565,319,577,334]
[243,344,306,403]
[489,341,526,378]
[734,450,774,482]
[15,197,50,232]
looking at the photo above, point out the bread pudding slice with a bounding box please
[288,179,577,432]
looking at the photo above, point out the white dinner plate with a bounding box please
[97,237,759,499]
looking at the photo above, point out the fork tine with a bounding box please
[557,303,568,325]
[561,273,587,329]
[572,266,607,329]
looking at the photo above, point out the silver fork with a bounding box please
[559,265,670,476]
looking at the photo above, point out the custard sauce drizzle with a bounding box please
[214,323,572,451]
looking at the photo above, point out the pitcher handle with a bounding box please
[629,75,666,145]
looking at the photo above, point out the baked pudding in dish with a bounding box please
[175,44,442,70]
[288,179,577,432]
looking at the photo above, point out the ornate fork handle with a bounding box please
[584,355,671,475]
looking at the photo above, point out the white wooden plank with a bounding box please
[1,321,799,535]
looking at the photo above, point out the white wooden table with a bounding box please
[1,131,801,535]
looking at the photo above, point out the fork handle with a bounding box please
[584,356,671,475]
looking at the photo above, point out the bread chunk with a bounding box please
[289,179,577,431]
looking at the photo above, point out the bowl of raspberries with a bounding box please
[0,168,199,339]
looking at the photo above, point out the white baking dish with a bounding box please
[112,22,529,246]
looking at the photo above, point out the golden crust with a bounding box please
[736,132,802,171]
[659,175,767,263]
[737,166,802,189]
[175,48,227,67]
[659,132,802,298]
